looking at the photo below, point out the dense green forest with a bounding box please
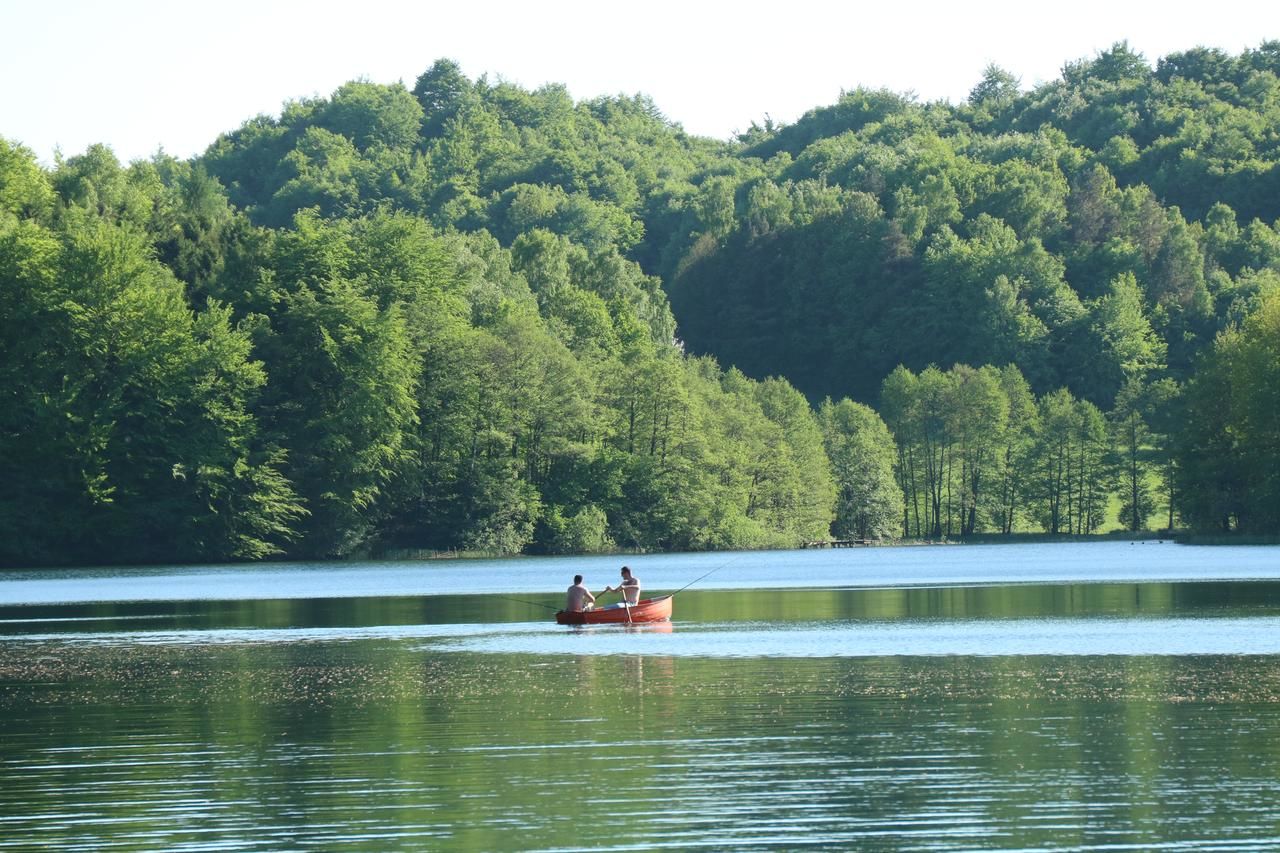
[2,43,1279,566]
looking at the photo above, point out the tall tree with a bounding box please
[0,213,303,565]
[994,365,1039,533]
[819,398,903,540]
[1111,377,1158,531]
[948,365,1009,535]
[1180,289,1280,531]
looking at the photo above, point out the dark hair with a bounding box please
[573,574,583,584]
[620,566,631,575]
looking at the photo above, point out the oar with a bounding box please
[602,585,632,622]
[601,585,633,622]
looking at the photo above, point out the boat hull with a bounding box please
[555,595,673,625]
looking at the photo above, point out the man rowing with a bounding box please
[601,565,640,607]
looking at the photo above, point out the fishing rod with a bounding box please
[492,594,561,612]
[670,552,746,597]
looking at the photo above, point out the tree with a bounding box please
[994,365,1038,533]
[1032,389,1080,534]
[1086,271,1166,403]
[51,144,157,227]
[1063,41,1152,86]
[1031,389,1111,534]
[1143,378,1182,530]
[413,59,473,137]
[320,81,424,151]
[752,377,837,543]
[0,213,303,565]
[881,365,923,537]
[819,398,903,540]
[1180,289,1280,532]
[254,214,421,556]
[947,365,1009,535]
[0,138,54,220]
[969,65,1021,109]
[1111,377,1157,531]
[916,216,1076,387]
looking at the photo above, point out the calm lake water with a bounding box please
[3,542,1280,850]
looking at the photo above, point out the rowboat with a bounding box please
[555,595,673,625]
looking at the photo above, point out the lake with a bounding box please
[3,542,1280,850]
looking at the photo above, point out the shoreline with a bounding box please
[7,530,1280,573]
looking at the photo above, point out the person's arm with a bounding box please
[585,589,596,605]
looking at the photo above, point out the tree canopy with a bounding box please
[5,41,1280,566]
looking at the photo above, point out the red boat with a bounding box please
[555,595,673,625]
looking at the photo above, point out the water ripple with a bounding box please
[437,615,1280,657]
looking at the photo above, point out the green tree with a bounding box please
[1086,271,1167,402]
[254,214,421,556]
[320,80,424,151]
[413,59,473,137]
[1033,389,1080,534]
[1031,390,1111,534]
[1111,377,1158,531]
[969,65,1021,109]
[880,365,922,536]
[51,144,157,227]
[0,213,303,565]
[948,365,1010,535]
[0,138,55,220]
[1180,289,1280,531]
[819,398,903,540]
[750,376,837,543]
[994,364,1039,533]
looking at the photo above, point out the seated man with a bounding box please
[565,575,596,612]
[601,565,640,608]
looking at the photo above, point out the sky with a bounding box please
[4,0,1279,166]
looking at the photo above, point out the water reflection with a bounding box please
[5,580,1280,637]
[448,616,1280,657]
[4,644,1280,850]
[565,621,675,635]
[5,567,1280,849]
[7,612,1280,658]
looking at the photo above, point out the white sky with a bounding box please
[3,0,1278,166]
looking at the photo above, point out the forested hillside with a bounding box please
[3,45,1279,566]
[0,65,840,566]
[670,43,1280,405]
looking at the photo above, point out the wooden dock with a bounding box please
[801,538,878,549]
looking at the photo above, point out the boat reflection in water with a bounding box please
[626,620,673,634]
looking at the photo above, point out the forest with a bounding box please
[2,42,1278,566]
